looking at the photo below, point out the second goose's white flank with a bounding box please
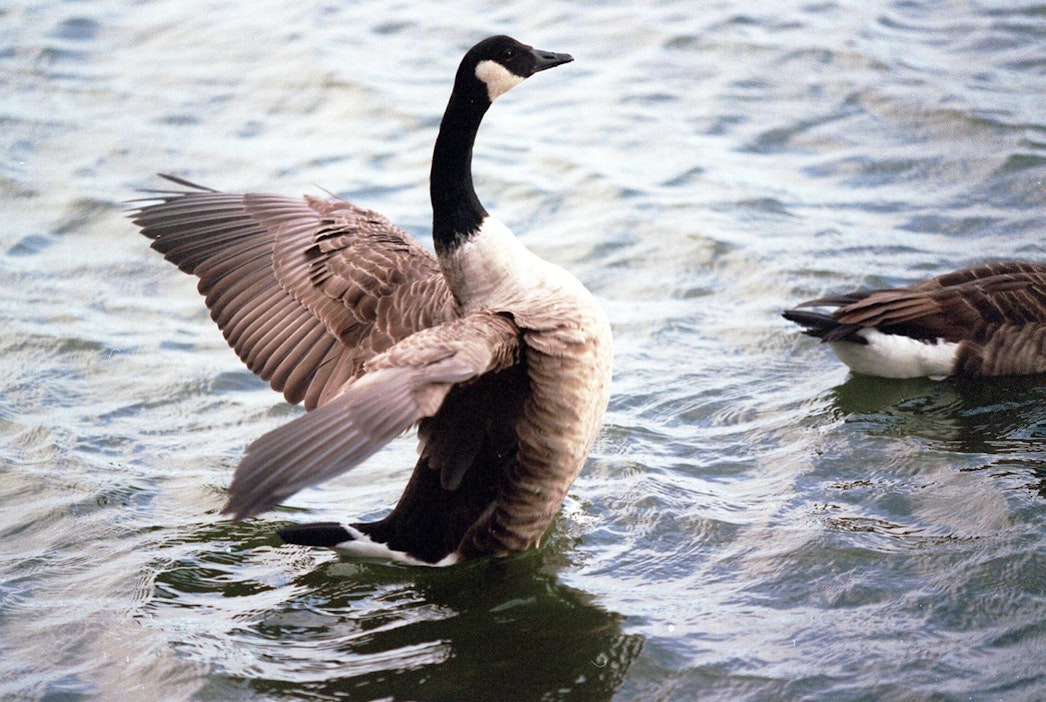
[829,330,958,380]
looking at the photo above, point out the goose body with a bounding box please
[130,36,612,566]
[783,262,1046,378]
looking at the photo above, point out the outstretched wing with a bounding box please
[129,175,456,409]
[222,312,522,520]
[792,262,1046,342]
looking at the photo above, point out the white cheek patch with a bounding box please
[475,59,524,102]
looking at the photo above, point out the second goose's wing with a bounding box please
[130,176,455,409]
[794,262,1046,342]
[222,312,522,520]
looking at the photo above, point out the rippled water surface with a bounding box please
[2,1,1045,700]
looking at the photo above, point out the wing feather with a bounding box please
[130,176,455,409]
[222,313,522,520]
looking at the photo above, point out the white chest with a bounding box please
[439,216,595,318]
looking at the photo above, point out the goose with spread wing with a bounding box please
[783,262,1046,378]
[130,36,612,566]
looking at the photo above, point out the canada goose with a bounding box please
[783,262,1046,378]
[129,36,612,566]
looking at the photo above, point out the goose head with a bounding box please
[457,35,573,104]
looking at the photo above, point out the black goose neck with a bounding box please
[430,84,490,256]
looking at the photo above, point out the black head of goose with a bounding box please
[129,36,612,566]
[783,262,1046,378]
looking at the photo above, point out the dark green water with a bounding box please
[1,1,1044,700]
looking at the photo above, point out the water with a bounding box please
[2,0,1044,699]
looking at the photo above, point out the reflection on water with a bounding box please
[148,527,643,700]
[830,374,1046,501]
[831,374,1046,460]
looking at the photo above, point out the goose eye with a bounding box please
[503,48,514,60]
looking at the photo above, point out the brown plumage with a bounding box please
[783,262,1046,378]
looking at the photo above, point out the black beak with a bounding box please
[530,48,574,73]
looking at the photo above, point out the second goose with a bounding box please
[130,36,612,566]
[783,262,1046,378]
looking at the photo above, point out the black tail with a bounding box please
[278,522,354,547]
[782,309,866,344]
